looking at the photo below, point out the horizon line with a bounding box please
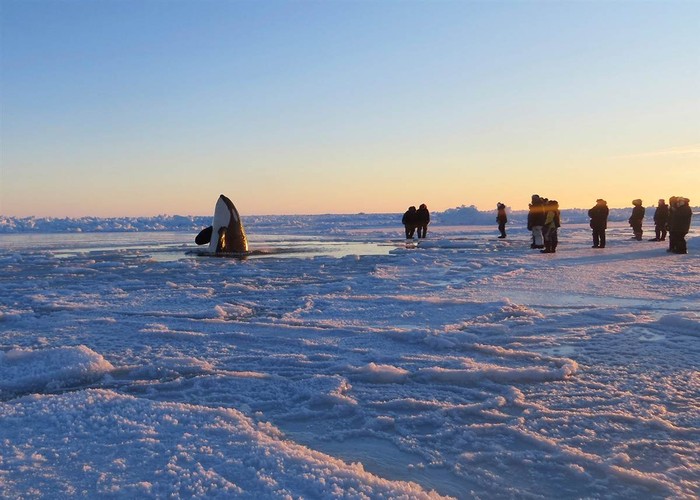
[2,204,698,220]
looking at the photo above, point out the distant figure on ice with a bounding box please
[527,194,546,249]
[541,200,560,253]
[668,197,692,254]
[496,202,507,238]
[650,199,669,241]
[402,206,418,240]
[195,194,249,254]
[667,196,678,251]
[628,199,645,241]
[416,204,431,238]
[588,199,609,248]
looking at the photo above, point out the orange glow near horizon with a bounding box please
[3,141,698,218]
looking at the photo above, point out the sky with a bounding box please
[1,0,698,217]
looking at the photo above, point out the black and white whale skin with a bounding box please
[195,194,249,254]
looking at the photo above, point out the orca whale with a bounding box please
[195,194,249,254]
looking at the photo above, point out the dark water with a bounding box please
[0,232,394,261]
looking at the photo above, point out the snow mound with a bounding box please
[0,389,444,498]
[349,362,411,383]
[657,312,700,337]
[419,346,578,385]
[0,345,114,396]
[418,361,576,384]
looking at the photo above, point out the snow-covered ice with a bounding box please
[0,214,698,498]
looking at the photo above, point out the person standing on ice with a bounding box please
[541,199,560,253]
[402,206,418,240]
[416,204,430,238]
[588,198,609,248]
[628,199,645,241]
[650,198,669,241]
[496,202,508,238]
[527,194,545,249]
[667,196,679,252]
[668,197,692,254]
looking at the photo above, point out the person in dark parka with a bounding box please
[402,206,418,239]
[667,196,678,252]
[628,199,645,240]
[541,200,561,253]
[588,199,609,248]
[496,202,507,238]
[416,204,430,238]
[527,195,546,248]
[668,197,692,254]
[650,199,669,241]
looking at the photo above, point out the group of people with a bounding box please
[624,197,693,254]
[401,196,692,254]
[590,197,693,253]
[524,195,561,253]
[499,195,693,254]
[533,196,693,254]
[401,204,430,239]
[519,196,692,254]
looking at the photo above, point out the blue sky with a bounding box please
[1,0,698,217]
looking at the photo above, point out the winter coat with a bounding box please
[527,202,546,230]
[402,209,418,227]
[544,207,561,229]
[670,204,693,233]
[416,207,430,225]
[628,206,645,225]
[497,207,507,224]
[588,204,609,229]
[653,204,669,226]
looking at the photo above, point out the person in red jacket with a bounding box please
[496,203,507,239]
